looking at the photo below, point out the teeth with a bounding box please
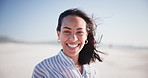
[67,44,78,48]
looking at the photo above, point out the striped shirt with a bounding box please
[32,50,99,78]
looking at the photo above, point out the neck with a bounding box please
[65,53,80,66]
[73,57,80,66]
[64,52,82,74]
[71,55,82,74]
[70,54,80,66]
[62,50,80,66]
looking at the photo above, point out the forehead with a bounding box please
[61,16,86,29]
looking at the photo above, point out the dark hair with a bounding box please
[56,8,102,65]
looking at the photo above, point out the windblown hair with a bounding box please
[56,8,102,65]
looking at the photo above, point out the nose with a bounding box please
[69,34,78,42]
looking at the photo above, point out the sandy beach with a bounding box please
[0,43,148,78]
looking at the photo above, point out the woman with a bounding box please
[32,8,102,78]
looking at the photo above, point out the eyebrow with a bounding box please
[62,27,71,30]
[62,27,83,30]
[76,28,83,30]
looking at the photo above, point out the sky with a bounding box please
[0,0,148,47]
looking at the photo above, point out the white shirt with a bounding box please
[32,50,99,78]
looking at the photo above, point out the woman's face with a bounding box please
[57,16,88,58]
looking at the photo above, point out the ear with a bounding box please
[57,31,60,39]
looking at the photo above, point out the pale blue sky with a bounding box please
[0,0,148,46]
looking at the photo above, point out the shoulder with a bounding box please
[84,64,99,78]
[32,55,59,78]
[35,55,58,70]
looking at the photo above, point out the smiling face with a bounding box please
[57,16,88,58]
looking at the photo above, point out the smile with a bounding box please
[67,44,79,48]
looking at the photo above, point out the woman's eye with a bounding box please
[77,31,84,35]
[63,31,70,34]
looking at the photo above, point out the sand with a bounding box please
[0,43,148,78]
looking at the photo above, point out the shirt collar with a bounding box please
[58,50,92,74]
[58,50,75,67]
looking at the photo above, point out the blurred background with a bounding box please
[0,0,148,78]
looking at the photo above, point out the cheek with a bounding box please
[79,35,88,43]
[59,34,68,43]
